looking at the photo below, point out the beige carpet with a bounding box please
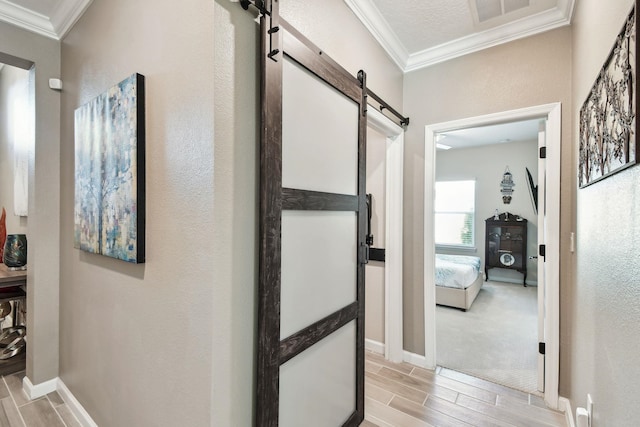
[436,280,538,393]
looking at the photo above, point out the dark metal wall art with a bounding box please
[579,2,638,188]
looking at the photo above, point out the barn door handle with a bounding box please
[360,243,370,265]
[366,194,374,246]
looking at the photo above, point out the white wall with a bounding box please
[436,140,539,285]
[570,0,640,425]
[0,64,29,235]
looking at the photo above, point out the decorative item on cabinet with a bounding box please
[2,235,27,270]
[0,208,5,262]
[500,167,515,204]
[485,212,527,286]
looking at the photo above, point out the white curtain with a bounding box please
[11,71,30,217]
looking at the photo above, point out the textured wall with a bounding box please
[279,0,404,107]
[0,22,61,386]
[60,1,215,425]
[402,27,573,357]
[570,0,640,425]
[212,1,258,424]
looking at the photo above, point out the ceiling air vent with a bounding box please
[474,0,530,22]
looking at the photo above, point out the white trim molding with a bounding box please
[23,376,98,426]
[343,0,408,71]
[57,379,99,427]
[0,1,56,39]
[367,107,405,364]
[424,103,562,409]
[22,376,57,400]
[0,0,93,40]
[345,0,575,72]
[365,338,385,354]
[559,397,576,427]
[49,0,93,39]
[402,350,427,368]
[405,6,573,71]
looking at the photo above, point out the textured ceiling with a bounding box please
[438,119,541,150]
[347,0,574,71]
[370,0,473,53]
[2,0,564,141]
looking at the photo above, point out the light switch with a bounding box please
[570,232,575,253]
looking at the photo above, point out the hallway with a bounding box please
[363,351,566,426]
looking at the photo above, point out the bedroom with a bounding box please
[433,119,541,393]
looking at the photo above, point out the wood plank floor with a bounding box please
[0,370,80,427]
[362,351,567,427]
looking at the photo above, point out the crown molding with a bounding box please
[0,1,56,39]
[405,6,573,72]
[346,0,575,73]
[50,0,93,39]
[0,0,92,40]
[558,0,576,21]
[344,0,408,71]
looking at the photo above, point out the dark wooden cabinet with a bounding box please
[485,213,527,286]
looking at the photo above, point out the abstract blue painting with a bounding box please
[74,73,145,263]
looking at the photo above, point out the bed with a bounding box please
[435,254,483,311]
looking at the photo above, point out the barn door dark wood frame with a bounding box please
[245,1,368,426]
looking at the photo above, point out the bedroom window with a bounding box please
[435,180,475,248]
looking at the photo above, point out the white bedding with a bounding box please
[435,254,481,290]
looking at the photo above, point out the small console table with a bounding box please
[0,264,26,371]
[0,264,26,289]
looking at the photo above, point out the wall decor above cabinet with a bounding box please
[500,166,515,204]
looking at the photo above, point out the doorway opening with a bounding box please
[432,118,541,393]
[424,103,561,409]
[364,107,404,364]
[0,60,34,376]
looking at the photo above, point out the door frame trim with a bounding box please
[423,103,561,409]
[367,107,404,363]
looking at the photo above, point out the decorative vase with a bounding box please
[0,207,6,263]
[3,234,27,270]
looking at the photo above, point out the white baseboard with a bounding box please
[403,350,427,367]
[363,343,429,369]
[22,376,98,427]
[558,396,576,427]
[365,342,430,371]
[365,338,385,354]
[56,379,98,427]
[23,376,97,426]
[22,376,57,400]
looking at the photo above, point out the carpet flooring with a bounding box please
[435,280,539,393]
